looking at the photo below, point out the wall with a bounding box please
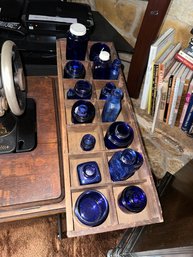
[71,0,193,48]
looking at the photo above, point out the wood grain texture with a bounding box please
[0,77,65,220]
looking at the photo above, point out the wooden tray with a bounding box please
[56,39,163,237]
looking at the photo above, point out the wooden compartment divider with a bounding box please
[56,39,163,237]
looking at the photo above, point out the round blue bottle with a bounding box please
[104,121,134,149]
[99,82,116,100]
[92,51,111,80]
[66,23,88,60]
[71,100,95,124]
[80,134,96,151]
[67,80,92,99]
[63,60,86,79]
[108,148,144,181]
[101,88,123,122]
[118,186,147,213]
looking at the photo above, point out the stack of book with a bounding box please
[140,28,193,136]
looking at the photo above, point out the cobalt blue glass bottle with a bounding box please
[67,80,92,99]
[109,59,121,80]
[89,42,111,61]
[118,186,147,213]
[80,134,96,151]
[104,121,134,149]
[102,88,123,122]
[108,148,144,181]
[66,23,88,60]
[71,100,95,124]
[64,60,86,79]
[99,82,116,100]
[92,51,111,80]
[77,161,101,185]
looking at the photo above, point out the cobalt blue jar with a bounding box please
[77,161,101,185]
[64,60,86,79]
[71,100,95,124]
[89,42,111,61]
[104,121,134,149]
[99,82,116,100]
[108,148,144,181]
[118,186,147,213]
[67,80,92,99]
[66,23,88,60]
[92,51,111,80]
[80,134,96,151]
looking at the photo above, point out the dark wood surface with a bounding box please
[126,0,172,98]
[0,77,65,221]
[132,159,193,253]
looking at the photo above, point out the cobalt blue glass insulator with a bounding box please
[74,190,109,226]
[77,161,101,185]
[63,60,86,79]
[104,121,134,149]
[118,186,147,213]
[71,100,95,124]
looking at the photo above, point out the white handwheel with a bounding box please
[1,40,26,116]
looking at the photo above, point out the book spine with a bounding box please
[148,63,158,114]
[175,54,193,70]
[175,78,191,126]
[181,92,193,131]
[177,50,193,63]
[158,79,168,121]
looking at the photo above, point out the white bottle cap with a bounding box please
[70,23,87,36]
[99,51,110,61]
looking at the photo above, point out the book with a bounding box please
[175,70,193,126]
[181,92,193,132]
[167,64,187,126]
[176,50,193,63]
[149,42,181,116]
[179,77,193,127]
[158,61,181,121]
[175,51,193,70]
[163,62,183,122]
[171,67,190,127]
[140,28,175,110]
[147,44,176,115]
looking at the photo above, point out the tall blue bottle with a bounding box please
[66,23,88,60]
[101,88,123,122]
[108,148,144,181]
[92,51,111,80]
[109,59,121,80]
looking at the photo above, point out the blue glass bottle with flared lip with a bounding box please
[63,60,86,79]
[71,100,95,124]
[108,148,143,181]
[99,82,116,100]
[102,88,123,122]
[118,186,147,213]
[109,59,121,80]
[80,134,96,151]
[104,121,134,149]
[66,23,88,60]
[77,161,101,185]
[67,80,92,99]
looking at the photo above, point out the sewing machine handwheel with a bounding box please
[1,40,26,116]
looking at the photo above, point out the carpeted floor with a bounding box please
[0,215,124,257]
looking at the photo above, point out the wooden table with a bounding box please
[0,76,65,223]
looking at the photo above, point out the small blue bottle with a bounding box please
[101,88,123,122]
[118,186,147,213]
[108,148,143,181]
[89,42,111,61]
[77,161,101,185]
[67,80,92,99]
[104,121,134,149]
[92,51,111,80]
[99,82,116,100]
[109,59,121,80]
[64,60,86,79]
[71,100,95,124]
[80,134,96,151]
[66,23,88,60]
